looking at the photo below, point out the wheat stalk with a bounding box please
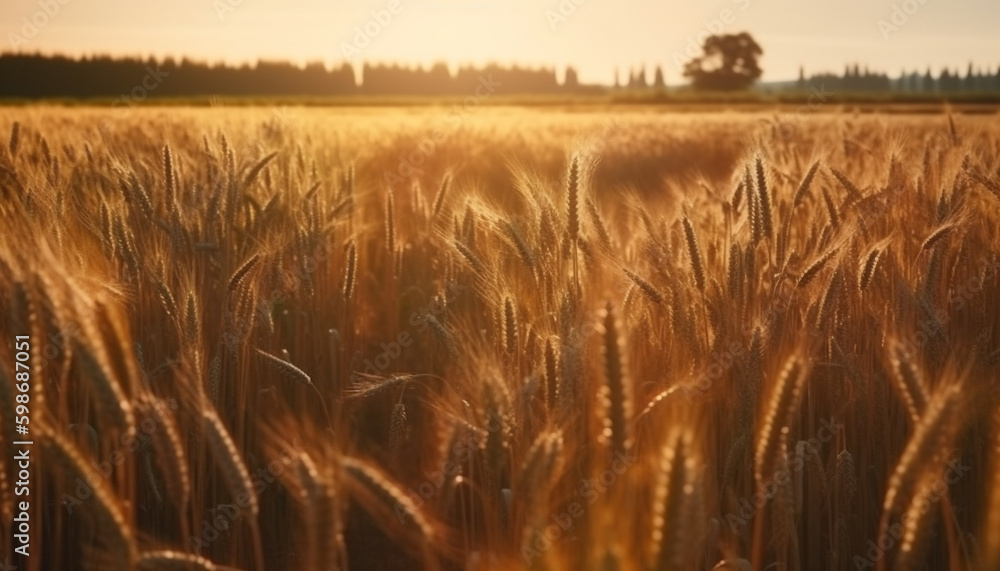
[683,216,706,292]
[228,254,261,291]
[623,268,665,304]
[888,343,929,424]
[242,151,277,188]
[567,156,581,297]
[162,144,176,213]
[431,173,451,218]
[732,181,745,211]
[137,551,219,571]
[41,425,138,566]
[982,406,1000,571]
[202,408,259,517]
[829,166,862,200]
[566,156,580,243]
[502,295,517,354]
[821,186,840,228]
[341,456,435,543]
[857,246,884,292]
[142,397,191,515]
[585,196,613,251]
[599,301,632,454]
[8,121,19,157]
[543,335,560,416]
[389,402,407,454]
[454,239,486,275]
[754,356,806,486]
[797,247,839,288]
[920,223,955,251]
[650,429,701,569]
[755,156,773,240]
[501,219,534,269]
[793,161,820,207]
[75,330,136,437]
[882,385,961,518]
[255,348,313,386]
[385,189,396,254]
[342,238,358,301]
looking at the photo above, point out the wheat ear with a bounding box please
[882,385,961,518]
[651,429,701,569]
[342,238,357,300]
[858,246,884,292]
[8,121,19,156]
[385,189,396,254]
[202,408,259,517]
[755,156,773,240]
[888,343,929,424]
[341,456,434,542]
[137,551,219,570]
[600,301,633,454]
[431,173,451,218]
[41,425,138,565]
[754,356,807,486]
[228,254,260,291]
[683,216,706,292]
[920,223,955,251]
[797,248,839,288]
[793,161,820,207]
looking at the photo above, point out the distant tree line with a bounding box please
[0,53,602,98]
[800,63,1000,93]
[3,52,998,99]
[360,62,580,95]
[612,66,667,90]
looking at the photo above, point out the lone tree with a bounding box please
[683,32,763,91]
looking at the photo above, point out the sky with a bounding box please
[3,0,999,84]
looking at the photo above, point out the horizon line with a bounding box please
[6,49,997,86]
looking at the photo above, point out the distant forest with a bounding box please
[0,53,600,98]
[1,53,999,98]
[800,63,1000,94]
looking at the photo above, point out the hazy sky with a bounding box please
[3,0,998,84]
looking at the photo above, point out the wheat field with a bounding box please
[0,106,999,571]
